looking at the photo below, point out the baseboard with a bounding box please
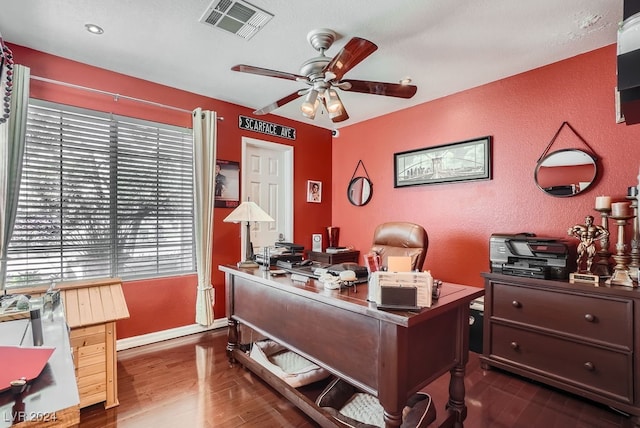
[116,318,227,351]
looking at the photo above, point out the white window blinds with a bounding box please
[5,100,195,288]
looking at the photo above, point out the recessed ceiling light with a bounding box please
[399,77,412,85]
[85,24,104,35]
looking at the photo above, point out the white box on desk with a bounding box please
[368,271,433,308]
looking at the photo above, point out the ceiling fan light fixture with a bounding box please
[301,99,320,119]
[301,89,319,117]
[325,89,343,114]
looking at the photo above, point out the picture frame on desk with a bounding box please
[394,136,492,187]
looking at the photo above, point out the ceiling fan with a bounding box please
[231,28,418,123]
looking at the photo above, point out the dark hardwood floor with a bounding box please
[79,328,632,427]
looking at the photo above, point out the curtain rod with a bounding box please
[30,75,224,120]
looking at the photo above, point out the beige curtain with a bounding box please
[192,108,216,326]
[1,64,30,290]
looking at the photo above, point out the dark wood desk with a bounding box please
[221,265,483,428]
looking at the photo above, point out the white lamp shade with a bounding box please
[223,201,274,223]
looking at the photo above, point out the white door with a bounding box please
[241,137,293,258]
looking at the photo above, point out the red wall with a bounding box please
[11,42,640,338]
[332,44,640,288]
[9,44,333,338]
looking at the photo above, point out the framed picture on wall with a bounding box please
[394,136,492,187]
[307,180,322,203]
[215,159,240,208]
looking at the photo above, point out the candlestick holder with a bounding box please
[593,207,612,278]
[605,214,637,287]
[628,195,639,279]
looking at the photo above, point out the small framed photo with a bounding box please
[307,180,322,203]
[215,160,240,208]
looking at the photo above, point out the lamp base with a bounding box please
[237,260,259,269]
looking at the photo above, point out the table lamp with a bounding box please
[223,201,275,268]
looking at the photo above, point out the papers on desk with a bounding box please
[0,346,55,392]
[369,271,434,309]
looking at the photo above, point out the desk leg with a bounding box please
[226,318,239,365]
[383,410,402,428]
[446,363,467,427]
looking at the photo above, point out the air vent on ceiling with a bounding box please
[199,0,273,40]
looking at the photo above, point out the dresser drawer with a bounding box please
[492,282,632,348]
[490,323,632,403]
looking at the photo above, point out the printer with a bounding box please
[490,233,575,280]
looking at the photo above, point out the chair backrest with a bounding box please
[370,222,428,271]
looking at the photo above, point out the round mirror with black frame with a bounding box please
[534,148,598,197]
[347,176,373,206]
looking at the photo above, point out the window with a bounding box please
[5,100,195,288]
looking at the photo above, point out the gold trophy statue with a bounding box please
[568,215,609,284]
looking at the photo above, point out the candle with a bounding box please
[595,196,612,210]
[611,201,631,218]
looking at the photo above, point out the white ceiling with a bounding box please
[0,0,623,130]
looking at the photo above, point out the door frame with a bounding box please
[240,137,294,256]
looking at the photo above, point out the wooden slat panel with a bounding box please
[70,324,105,339]
[88,286,106,322]
[77,351,106,368]
[62,281,129,328]
[78,379,106,400]
[77,371,106,390]
[106,284,130,320]
[63,289,81,327]
[70,331,105,348]
[77,361,105,378]
[80,391,106,409]
[99,285,118,321]
[76,287,93,326]
[105,321,119,408]
[56,277,122,291]
[77,343,106,359]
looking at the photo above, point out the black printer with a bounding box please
[490,233,575,280]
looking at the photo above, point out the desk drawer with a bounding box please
[490,323,632,403]
[492,282,632,347]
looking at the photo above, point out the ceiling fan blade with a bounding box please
[323,37,377,81]
[253,91,304,115]
[321,97,349,123]
[340,79,417,98]
[330,108,349,123]
[232,64,309,82]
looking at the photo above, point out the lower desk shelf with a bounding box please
[230,348,339,428]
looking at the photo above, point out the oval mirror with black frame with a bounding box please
[348,176,373,206]
[534,149,598,197]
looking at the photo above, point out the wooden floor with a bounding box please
[79,328,633,428]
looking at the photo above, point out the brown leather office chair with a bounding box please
[370,221,428,271]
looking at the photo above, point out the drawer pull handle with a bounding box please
[510,341,519,350]
[584,361,595,371]
[511,300,521,308]
[584,314,595,322]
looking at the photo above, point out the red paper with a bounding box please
[0,346,55,392]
